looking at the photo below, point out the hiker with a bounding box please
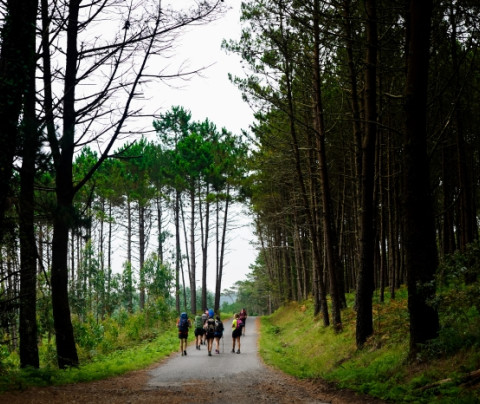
[239,307,247,336]
[231,313,242,354]
[214,315,224,354]
[177,312,191,356]
[194,313,204,350]
[201,309,208,345]
[204,309,216,356]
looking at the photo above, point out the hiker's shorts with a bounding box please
[232,328,242,338]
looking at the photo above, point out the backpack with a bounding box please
[215,319,224,333]
[236,319,243,329]
[206,318,215,337]
[178,313,189,332]
[194,315,203,329]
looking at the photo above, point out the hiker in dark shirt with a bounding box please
[239,308,247,336]
[214,315,224,354]
[177,312,191,356]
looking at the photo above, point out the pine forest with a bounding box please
[0,1,479,398]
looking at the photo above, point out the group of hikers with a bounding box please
[176,308,247,357]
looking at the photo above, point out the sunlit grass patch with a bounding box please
[258,289,480,403]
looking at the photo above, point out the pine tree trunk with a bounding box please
[403,0,439,355]
[0,0,37,237]
[356,0,378,348]
[19,6,40,366]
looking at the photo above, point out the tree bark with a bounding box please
[49,0,81,369]
[356,0,378,348]
[0,0,38,240]
[403,0,440,355]
[312,0,342,330]
[19,0,40,367]
[139,204,146,310]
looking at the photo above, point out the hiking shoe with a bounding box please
[231,349,235,353]
[184,350,187,356]
[181,352,184,356]
[208,351,212,356]
[215,349,219,354]
[237,350,240,354]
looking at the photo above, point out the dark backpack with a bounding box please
[206,318,215,336]
[178,315,189,332]
[215,319,224,333]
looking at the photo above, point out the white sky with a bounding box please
[150,1,258,292]
[154,1,253,135]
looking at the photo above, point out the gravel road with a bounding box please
[1,317,387,403]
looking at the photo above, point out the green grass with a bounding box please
[258,293,480,403]
[0,311,232,394]
[0,327,184,393]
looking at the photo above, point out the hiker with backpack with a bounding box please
[201,309,208,345]
[177,312,191,356]
[214,315,224,354]
[231,313,243,354]
[194,313,204,350]
[239,308,247,336]
[204,309,216,356]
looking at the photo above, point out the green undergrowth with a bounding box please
[0,325,183,392]
[0,311,233,393]
[259,289,480,403]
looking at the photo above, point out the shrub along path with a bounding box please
[1,318,386,403]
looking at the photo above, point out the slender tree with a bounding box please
[355,0,378,348]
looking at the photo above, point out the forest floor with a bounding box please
[1,318,387,403]
[0,361,387,404]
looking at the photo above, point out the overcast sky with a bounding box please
[152,1,254,135]
[152,1,257,292]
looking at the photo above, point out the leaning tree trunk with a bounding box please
[403,0,439,356]
[312,0,342,330]
[214,184,230,313]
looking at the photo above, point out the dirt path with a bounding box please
[1,318,387,403]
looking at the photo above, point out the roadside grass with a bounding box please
[0,311,233,394]
[0,321,189,393]
[259,289,480,403]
